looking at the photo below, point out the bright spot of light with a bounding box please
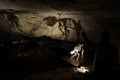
[70,44,84,62]
[74,66,90,73]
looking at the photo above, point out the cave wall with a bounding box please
[0,11,103,42]
[0,0,120,61]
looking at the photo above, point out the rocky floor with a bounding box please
[0,39,119,80]
[0,56,91,80]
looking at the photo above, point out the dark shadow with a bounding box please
[7,13,23,32]
[82,31,119,80]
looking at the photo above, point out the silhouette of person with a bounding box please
[82,31,119,76]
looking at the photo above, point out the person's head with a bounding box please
[101,32,111,43]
